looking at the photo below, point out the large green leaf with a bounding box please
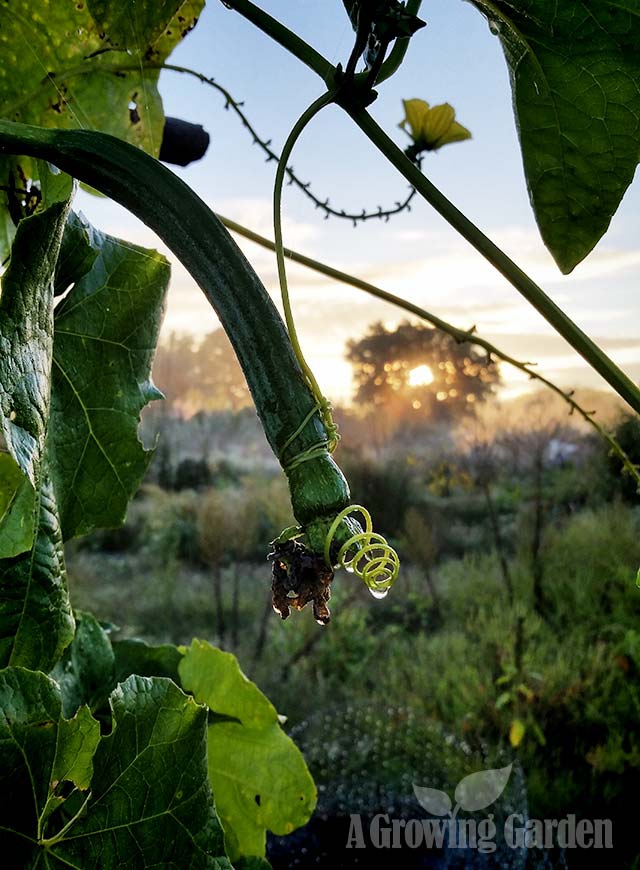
[470,0,640,273]
[51,610,116,718]
[87,0,203,55]
[0,0,202,151]
[0,473,74,670]
[0,199,69,485]
[50,216,169,539]
[54,210,98,296]
[0,668,231,868]
[113,636,183,685]
[0,0,204,259]
[0,194,75,670]
[0,206,168,669]
[0,667,100,866]
[51,675,231,868]
[180,640,317,862]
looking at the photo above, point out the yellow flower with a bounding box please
[399,99,471,152]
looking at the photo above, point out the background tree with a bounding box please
[151,327,251,416]
[345,320,500,426]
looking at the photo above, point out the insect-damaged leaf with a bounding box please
[469,0,640,273]
[0,0,204,258]
[0,668,231,868]
[180,639,317,862]
[0,0,203,154]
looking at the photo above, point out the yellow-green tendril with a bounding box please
[278,402,333,472]
[324,505,400,596]
[274,90,340,453]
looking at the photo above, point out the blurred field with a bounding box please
[66,397,640,868]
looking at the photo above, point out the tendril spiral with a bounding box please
[324,505,400,597]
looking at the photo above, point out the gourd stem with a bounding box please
[273,91,334,421]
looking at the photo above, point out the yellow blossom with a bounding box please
[399,98,472,152]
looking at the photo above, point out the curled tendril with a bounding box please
[324,505,400,597]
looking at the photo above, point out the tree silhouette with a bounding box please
[345,320,500,423]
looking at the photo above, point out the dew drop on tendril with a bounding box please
[369,587,389,600]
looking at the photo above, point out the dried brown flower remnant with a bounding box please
[268,538,334,624]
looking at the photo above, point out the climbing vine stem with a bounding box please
[273,90,340,452]
[37,60,418,225]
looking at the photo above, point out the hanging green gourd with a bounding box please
[0,118,400,625]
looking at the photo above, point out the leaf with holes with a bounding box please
[0,0,203,153]
[0,668,231,868]
[469,0,640,272]
[0,0,204,257]
[179,639,317,862]
[87,0,203,57]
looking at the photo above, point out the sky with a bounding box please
[74,0,640,407]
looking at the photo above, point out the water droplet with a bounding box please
[369,587,389,600]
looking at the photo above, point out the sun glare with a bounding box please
[408,364,434,387]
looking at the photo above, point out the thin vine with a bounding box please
[163,64,418,225]
[61,61,417,226]
[272,89,340,452]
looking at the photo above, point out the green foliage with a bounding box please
[604,413,640,503]
[0,451,34,557]
[2,2,640,866]
[51,214,169,539]
[180,640,317,862]
[0,0,150,141]
[0,205,168,671]
[469,0,640,272]
[0,0,205,260]
[0,190,75,670]
[0,666,230,868]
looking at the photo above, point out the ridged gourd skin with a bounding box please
[0,120,350,535]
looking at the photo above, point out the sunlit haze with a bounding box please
[74,1,640,410]
[408,364,435,388]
